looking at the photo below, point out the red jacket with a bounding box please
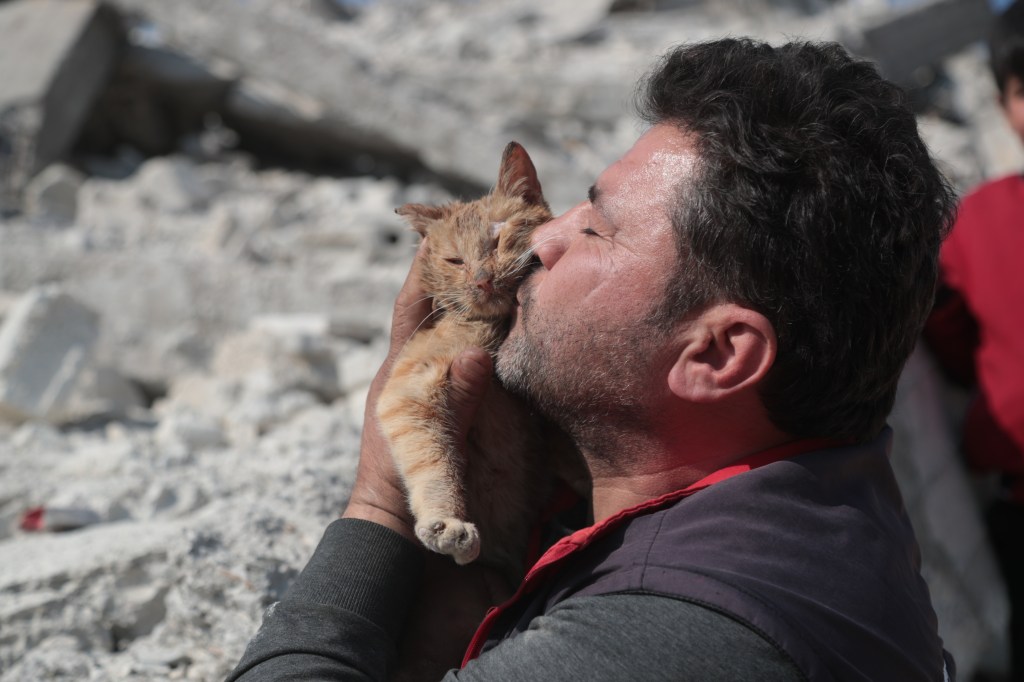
[924,173,1024,487]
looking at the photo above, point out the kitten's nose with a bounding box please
[474,276,494,295]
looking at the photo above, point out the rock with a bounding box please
[0,287,100,423]
[78,43,237,158]
[23,163,85,226]
[0,635,103,682]
[155,408,226,451]
[336,340,387,395]
[132,156,214,213]
[0,0,123,214]
[0,290,20,324]
[53,364,147,424]
[164,373,239,417]
[327,310,388,344]
[213,325,341,402]
[9,420,65,452]
[222,389,320,445]
[0,519,183,672]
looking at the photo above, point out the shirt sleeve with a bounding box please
[225,518,425,681]
[227,519,804,682]
[447,593,804,682]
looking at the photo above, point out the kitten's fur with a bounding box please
[377,142,551,577]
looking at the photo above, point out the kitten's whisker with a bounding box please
[399,305,446,354]
[523,234,559,255]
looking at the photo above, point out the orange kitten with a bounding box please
[377,142,551,577]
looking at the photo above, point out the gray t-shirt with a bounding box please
[227,519,803,681]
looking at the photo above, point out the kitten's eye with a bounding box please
[445,257,464,265]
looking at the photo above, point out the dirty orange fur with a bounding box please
[377,142,552,578]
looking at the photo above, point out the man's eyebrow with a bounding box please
[588,184,601,204]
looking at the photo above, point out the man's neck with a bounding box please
[586,431,793,523]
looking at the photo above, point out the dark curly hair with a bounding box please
[990,0,1024,95]
[637,39,956,443]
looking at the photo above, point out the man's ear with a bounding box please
[666,303,776,402]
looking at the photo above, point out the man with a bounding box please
[229,38,956,681]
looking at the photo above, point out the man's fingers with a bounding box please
[448,348,492,439]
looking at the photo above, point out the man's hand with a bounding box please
[342,242,493,542]
[342,242,508,680]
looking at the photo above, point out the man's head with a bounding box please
[990,1,1024,141]
[639,39,955,443]
[498,39,955,454]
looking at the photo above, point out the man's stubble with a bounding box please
[495,277,670,463]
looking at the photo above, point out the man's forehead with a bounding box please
[593,127,697,211]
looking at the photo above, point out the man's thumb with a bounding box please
[449,348,492,436]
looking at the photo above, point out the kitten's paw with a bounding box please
[416,518,480,565]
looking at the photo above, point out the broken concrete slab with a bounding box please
[78,43,237,158]
[213,323,342,401]
[24,163,85,226]
[0,518,183,672]
[103,0,621,210]
[134,156,214,214]
[54,364,147,424]
[0,0,123,215]
[155,408,226,452]
[0,287,100,423]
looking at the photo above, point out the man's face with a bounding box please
[496,125,699,440]
[1002,75,1024,144]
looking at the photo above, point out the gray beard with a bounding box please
[495,296,666,463]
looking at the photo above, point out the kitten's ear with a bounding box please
[396,203,445,237]
[496,141,546,208]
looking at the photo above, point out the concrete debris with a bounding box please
[134,156,215,214]
[213,326,341,402]
[0,287,100,423]
[54,364,147,424]
[79,43,237,158]
[155,408,226,452]
[23,163,85,226]
[0,0,122,215]
[0,0,1018,679]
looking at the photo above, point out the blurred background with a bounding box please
[0,0,1019,679]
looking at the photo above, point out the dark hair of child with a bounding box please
[990,0,1024,94]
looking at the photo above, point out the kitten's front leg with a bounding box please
[377,351,480,565]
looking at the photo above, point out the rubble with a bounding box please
[23,163,85,226]
[0,287,100,423]
[0,0,122,214]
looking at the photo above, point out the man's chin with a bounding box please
[494,330,531,398]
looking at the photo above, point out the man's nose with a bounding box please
[531,202,583,269]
